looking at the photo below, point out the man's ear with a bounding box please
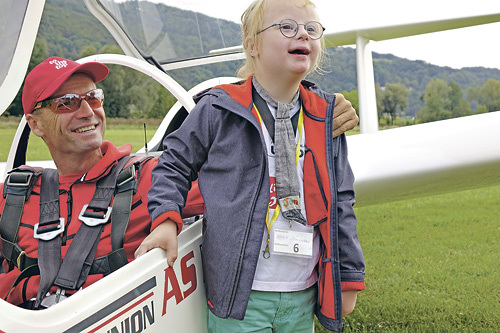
[26,113,45,137]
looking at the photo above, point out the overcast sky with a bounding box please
[154,0,500,70]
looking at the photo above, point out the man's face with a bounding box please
[28,73,106,160]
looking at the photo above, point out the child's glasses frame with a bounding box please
[258,19,325,40]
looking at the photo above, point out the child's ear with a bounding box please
[245,37,258,58]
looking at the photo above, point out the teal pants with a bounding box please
[208,286,316,333]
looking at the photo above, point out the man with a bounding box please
[0,56,203,308]
[0,56,357,309]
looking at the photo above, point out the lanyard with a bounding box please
[253,103,304,258]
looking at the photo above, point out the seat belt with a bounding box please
[90,155,152,275]
[1,156,150,306]
[35,157,130,308]
[34,168,64,308]
[107,161,139,272]
[0,168,40,271]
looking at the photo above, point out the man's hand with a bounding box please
[135,219,178,267]
[333,93,359,138]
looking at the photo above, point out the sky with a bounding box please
[155,0,500,70]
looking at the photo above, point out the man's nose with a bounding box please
[75,99,94,117]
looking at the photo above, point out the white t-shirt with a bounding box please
[251,100,320,292]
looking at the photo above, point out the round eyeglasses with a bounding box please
[258,19,325,40]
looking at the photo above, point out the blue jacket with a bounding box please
[148,78,365,332]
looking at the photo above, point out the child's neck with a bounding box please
[253,74,301,104]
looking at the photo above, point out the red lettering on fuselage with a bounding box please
[181,251,197,299]
[162,251,197,316]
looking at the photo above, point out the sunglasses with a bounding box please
[34,88,104,113]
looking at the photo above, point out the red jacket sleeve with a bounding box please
[183,179,205,218]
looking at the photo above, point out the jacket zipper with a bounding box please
[61,189,72,246]
[226,106,268,317]
[61,177,84,246]
[325,98,343,326]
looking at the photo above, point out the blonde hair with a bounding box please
[237,0,325,78]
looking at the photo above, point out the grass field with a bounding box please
[1,117,498,332]
[336,185,500,333]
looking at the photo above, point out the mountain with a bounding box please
[310,48,500,116]
[36,0,500,118]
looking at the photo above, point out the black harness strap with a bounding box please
[1,169,42,302]
[52,222,101,290]
[0,169,38,271]
[1,155,151,306]
[34,168,63,307]
[4,264,40,302]
[90,155,151,275]
[107,162,138,272]
[51,156,131,294]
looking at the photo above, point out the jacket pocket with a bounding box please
[303,148,329,227]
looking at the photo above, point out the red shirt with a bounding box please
[0,141,203,305]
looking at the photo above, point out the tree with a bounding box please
[5,38,49,116]
[447,81,471,118]
[79,45,98,58]
[375,84,384,118]
[479,79,500,112]
[378,83,409,125]
[418,79,473,123]
[418,78,451,123]
[89,44,174,119]
[149,88,177,119]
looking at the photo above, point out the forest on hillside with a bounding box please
[5,0,500,124]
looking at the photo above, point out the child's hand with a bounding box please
[135,219,179,267]
[342,291,358,317]
[333,93,359,137]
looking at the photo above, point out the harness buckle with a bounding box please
[40,288,68,308]
[6,172,33,187]
[16,250,27,269]
[79,204,112,226]
[33,218,65,241]
[116,164,136,188]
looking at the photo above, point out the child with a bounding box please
[145,0,365,331]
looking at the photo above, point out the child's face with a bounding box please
[253,0,321,83]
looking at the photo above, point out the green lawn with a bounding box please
[328,185,500,333]
[2,119,498,332]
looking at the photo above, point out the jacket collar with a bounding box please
[204,77,333,122]
[82,141,132,181]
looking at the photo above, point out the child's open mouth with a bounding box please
[289,48,310,55]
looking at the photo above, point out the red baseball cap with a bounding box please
[22,56,109,115]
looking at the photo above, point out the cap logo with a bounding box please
[49,59,68,70]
